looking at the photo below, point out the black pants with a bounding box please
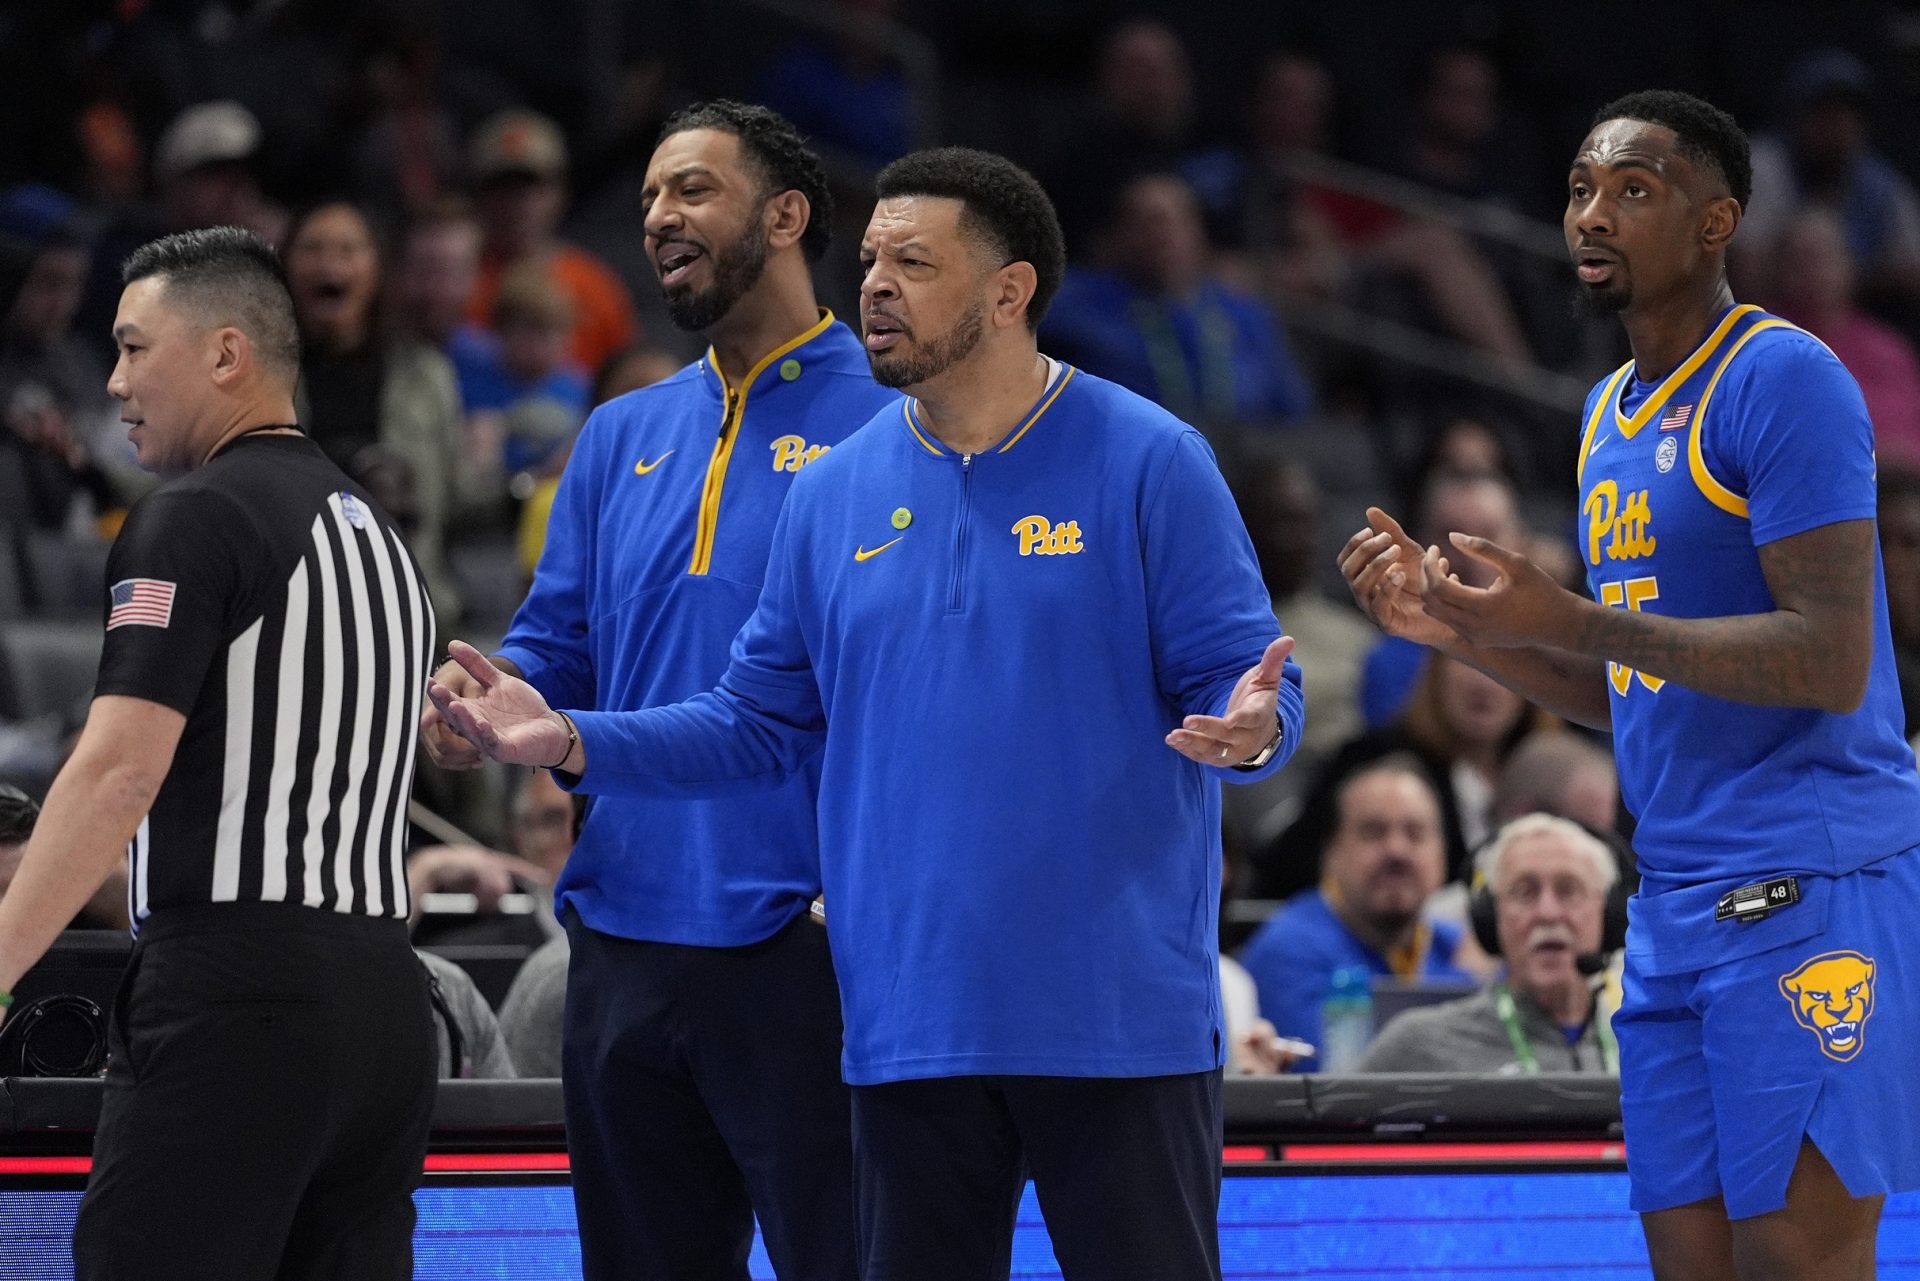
[74,903,435,1281]
[563,911,856,1281]
[851,1071,1223,1281]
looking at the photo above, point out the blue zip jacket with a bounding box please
[564,365,1305,1083]
[496,312,898,946]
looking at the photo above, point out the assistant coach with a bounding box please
[0,227,440,1280]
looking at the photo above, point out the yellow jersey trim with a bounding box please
[995,365,1077,453]
[1611,304,1763,439]
[903,401,943,456]
[688,309,837,575]
[901,365,1079,458]
[1687,317,1798,520]
[1577,364,1633,490]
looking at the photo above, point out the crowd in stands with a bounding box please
[6,0,1920,1080]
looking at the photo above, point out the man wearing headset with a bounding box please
[1358,813,1621,1074]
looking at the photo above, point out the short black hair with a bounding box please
[1590,90,1753,210]
[122,226,300,385]
[659,100,834,263]
[874,147,1067,332]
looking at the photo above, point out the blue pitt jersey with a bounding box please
[497,311,900,946]
[1577,303,1920,887]
[566,365,1305,1083]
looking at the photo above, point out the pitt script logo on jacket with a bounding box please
[1012,515,1085,557]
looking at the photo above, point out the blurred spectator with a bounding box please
[419,948,517,1079]
[151,100,287,246]
[1257,654,1557,899]
[1044,18,1205,250]
[1360,470,1533,727]
[1743,49,1920,318]
[497,930,566,1079]
[756,0,915,169]
[1183,51,1350,295]
[515,343,683,579]
[408,768,577,955]
[1357,814,1619,1074]
[78,100,286,358]
[592,344,683,406]
[464,262,590,482]
[1231,452,1371,760]
[405,842,551,928]
[283,199,466,624]
[1403,416,1523,497]
[341,15,462,220]
[394,199,488,356]
[507,766,581,893]
[1491,731,1620,834]
[0,780,129,931]
[0,209,141,535]
[1043,171,1312,430]
[1220,952,1294,1075]
[1880,465,1920,740]
[1771,209,1920,468]
[463,109,638,372]
[1388,45,1536,212]
[1218,841,1296,1076]
[1195,48,1533,367]
[494,768,585,1078]
[1236,759,1471,1072]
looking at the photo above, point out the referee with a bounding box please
[0,227,439,1280]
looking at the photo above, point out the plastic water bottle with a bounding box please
[1319,966,1375,1071]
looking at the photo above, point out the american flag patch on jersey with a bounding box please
[1659,403,1694,432]
[107,578,176,631]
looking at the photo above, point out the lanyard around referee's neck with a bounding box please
[1494,983,1618,1074]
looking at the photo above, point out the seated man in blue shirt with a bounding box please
[1237,755,1470,1070]
[1042,171,1313,431]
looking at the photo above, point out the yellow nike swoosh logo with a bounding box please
[634,450,675,475]
[854,537,903,562]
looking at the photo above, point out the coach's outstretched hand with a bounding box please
[1165,635,1295,767]
[427,640,577,769]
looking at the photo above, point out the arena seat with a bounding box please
[0,619,101,721]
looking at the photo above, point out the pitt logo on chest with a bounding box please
[1583,478,1657,567]
[1012,515,1084,557]
[769,434,831,472]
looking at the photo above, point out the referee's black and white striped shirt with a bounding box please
[94,431,437,924]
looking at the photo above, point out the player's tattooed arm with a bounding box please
[1424,518,1875,714]
[1569,518,1874,713]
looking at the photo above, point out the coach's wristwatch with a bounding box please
[1231,720,1284,772]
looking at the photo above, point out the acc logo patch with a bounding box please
[1779,950,1877,1062]
[1655,435,1678,474]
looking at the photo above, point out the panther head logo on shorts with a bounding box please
[1779,950,1877,1062]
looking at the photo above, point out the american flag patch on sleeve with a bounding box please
[107,578,177,631]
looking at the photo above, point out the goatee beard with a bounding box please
[661,220,770,333]
[1571,282,1629,319]
[869,302,986,389]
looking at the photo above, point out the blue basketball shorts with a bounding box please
[1616,845,1920,1219]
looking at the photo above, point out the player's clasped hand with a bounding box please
[1164,635,1294,766]
[1338,507,1460,649]
[1419,532,1584,651]
[426,640,573,768]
